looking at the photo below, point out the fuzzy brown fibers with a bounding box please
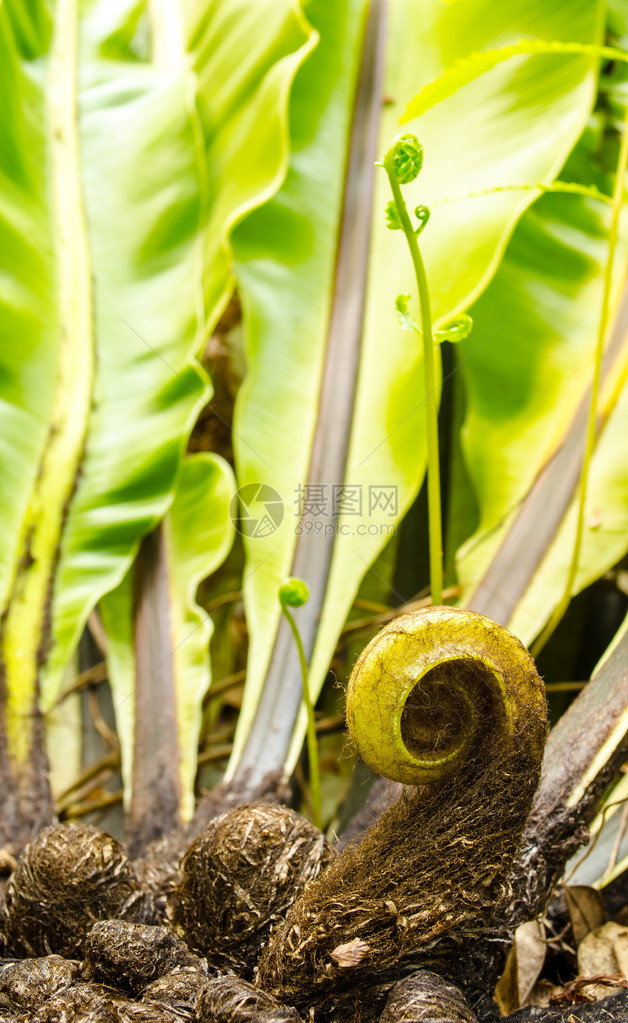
[116,1002,181,1021]
[140,967,210,1014]
[133,832,191,923]
[0,956,80,1012]
[258,651,547,1014]
[83,921,203,996]
[379,972,478,1022]
[25,984,122,1023]
[20,985,183,1023]
[169,803,334,977]
[195,976,302,1023]
[2,823,153,958]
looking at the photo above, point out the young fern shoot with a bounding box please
[259,605,547,1015]
[378,135,471,606]
[278,578,322,830]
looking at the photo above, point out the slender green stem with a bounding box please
[531,109,628,658]
[280,604,322,830]
[384,156,443,605]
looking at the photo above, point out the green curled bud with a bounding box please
[385,200,402,230]
[434,314,473,344]
[279,577,310,608]
[386,133,423,184]
[414,205,430,235]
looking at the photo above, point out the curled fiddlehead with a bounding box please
[346,605,545,785]
[383,133,424,183]
[258,607,547,1018]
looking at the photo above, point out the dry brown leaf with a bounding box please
[495,919,546,1015]
[614,929,628,977]
[564,885,606,947]
[330,937,371,969]
[528,979,563,1007]
[577,921,628,1000]
[577,921,627,974]
[495,938,518,1014]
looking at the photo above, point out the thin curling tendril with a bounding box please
[258,606,548,1018]
[414,204,430,234]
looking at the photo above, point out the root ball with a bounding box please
[27,984,122,1023]
[23,986,182,1022]
[0,956,80,1011]
[141,967,210,1014]
[195,976,302,1023]
[3,824,153,958]
[379,972,478,1022]
[83,921,202,996]
[169,803,334,976]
